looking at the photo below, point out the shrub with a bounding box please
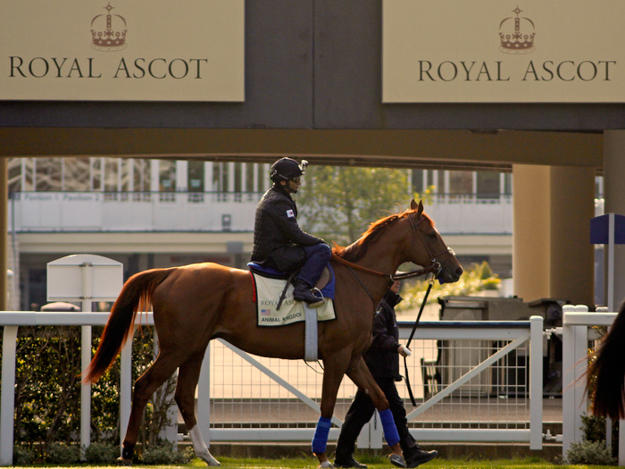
[581,413,607,442]
[85,441,119,463]
[566,440,616,466]
[13,446,35,465]
[141,441,194,465]
[46,442,80,464]
[397,261,501,311]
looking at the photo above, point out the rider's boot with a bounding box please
[293,279,324,307]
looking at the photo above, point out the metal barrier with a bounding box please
[1,313,545,465]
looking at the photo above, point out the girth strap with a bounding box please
[304,303,318,362]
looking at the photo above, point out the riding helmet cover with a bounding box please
[270,158,308,183]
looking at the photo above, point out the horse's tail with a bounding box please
[83,268,172,384]
[587,301,625,419]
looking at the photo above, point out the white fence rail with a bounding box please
[2,313,545,466]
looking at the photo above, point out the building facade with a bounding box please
[7,156,520,310]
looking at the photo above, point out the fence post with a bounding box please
[0,325,18,466]
[198,344,211,445]
[370,411,383,449]
[562,306,589,459]
[529,315,543,450]
[356,419,370,449]
[119,329,134,455]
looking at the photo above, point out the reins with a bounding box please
[404,279,434,407]
[330,253,442,282]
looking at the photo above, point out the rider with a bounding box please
[251,157,332,306]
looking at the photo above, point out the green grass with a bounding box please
[8,456,622,469]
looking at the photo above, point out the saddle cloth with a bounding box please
[250,268,336,327]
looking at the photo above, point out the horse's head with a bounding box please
[406,199,463,284]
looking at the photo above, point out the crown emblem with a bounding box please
[499,6,535,54]
[91,3,127,51]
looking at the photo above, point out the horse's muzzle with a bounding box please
[437,265,463,284]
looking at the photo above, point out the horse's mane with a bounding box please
[332,207,434,262]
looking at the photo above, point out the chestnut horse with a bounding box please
[84,200,462,467]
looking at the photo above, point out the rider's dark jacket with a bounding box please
[251,184,326,273]
[363,290,403,381]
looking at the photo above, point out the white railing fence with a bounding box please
[1,313,545,466]
[561,307,625,465]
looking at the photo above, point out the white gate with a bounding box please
[1,314,545,466]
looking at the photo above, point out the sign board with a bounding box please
[0,0,245,101]
[383,0,625,103]
[590,214,625,245]
[47,254,123,301]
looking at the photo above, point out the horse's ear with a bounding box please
[411,199,424,217]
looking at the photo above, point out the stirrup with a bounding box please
[307,288,325,308]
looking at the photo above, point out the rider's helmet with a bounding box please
[270,158,308,183]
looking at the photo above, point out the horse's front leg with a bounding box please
[346,359,404,466]
[313,352,351,468]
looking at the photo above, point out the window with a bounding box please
[188,161,204,192]
[35,158,62,191]
[448,171,473,195]
[104,158,119,192]
[133,159,151,192]
[8,158,21,193]
[159,160,176,192]
[476,171,500,199]
[63,157,91,191]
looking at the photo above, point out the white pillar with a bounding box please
[176,160,188,192]
[150,160,160,192]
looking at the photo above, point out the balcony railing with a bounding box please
[9,191,263,233]
[9,191,606,235]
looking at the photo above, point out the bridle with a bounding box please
[395,212,456,281]
[330,212,455,283]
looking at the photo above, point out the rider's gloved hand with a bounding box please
[398,345,412,357]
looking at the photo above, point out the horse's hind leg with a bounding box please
[121,352,182,462]
[176,351,220,466]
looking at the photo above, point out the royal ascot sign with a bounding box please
[383,0,623,103]
[0,0,245,101]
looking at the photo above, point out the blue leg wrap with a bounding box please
[379,409,400,447]
[311,416,332,454]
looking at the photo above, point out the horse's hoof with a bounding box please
[318,462,334,469]
[389,454,406,468]
[116,457,133,466]
[202,455,221,466]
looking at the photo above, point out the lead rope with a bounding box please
[403,279,434,407]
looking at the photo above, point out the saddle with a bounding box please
[248,263,336,362]
[247,263,335,310]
